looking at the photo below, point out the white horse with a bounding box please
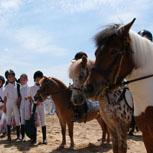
[69,56,134,153]
[83,18,153,153]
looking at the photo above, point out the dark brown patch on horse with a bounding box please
[135,106,153,153]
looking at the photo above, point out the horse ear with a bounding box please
[81,55,87,67]
[118,18,136,36]
[43,76,47,79]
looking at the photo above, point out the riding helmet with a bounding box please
[138,30,152,41]
[73,51,88,61]
[5,69,15,79]
[33,71,43,80]
[0,75,5,85]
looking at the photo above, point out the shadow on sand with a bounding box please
[128,134,143,142]
[50,143,112,153]
[0,136,38,152]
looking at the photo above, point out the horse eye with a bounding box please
[79,74,84,80]
[111,50,118,55]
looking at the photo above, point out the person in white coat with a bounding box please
[19,74,29,142]
[3,69,21,141]
[28,71,47,144]
[0,75,5,104]
[0,75,6,137]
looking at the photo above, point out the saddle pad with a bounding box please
[86,99,100,113]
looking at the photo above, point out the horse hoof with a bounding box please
[70,144,74,149]
[59,143,65,149]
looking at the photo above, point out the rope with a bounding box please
[123,74,153,85]
[109,74,153,92]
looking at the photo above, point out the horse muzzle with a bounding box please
[34,94,43,102]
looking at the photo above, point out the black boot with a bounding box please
[16,126,20,140]
[42,126,47,144]
[31,127,37,144]
[21,125,25,141]
[7,125,11,141]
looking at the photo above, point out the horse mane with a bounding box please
[94,24,121,47]
[94,23,153,72]
[69,58,95,79]
[51,77,68,89]
[39,76,67,89]
[129,30,153,69]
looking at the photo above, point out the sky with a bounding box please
[0,0,153,85]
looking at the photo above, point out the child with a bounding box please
[0,103,7,137]
[3,69,21,141]
[28,71,47,144]
[0,76,7,137]
[0,75,5,103]
[19,74,29,142]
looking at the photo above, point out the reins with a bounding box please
[73,87,82,91]
[50,88,69,95]
[108,74,153,93]
[122,74,153,85]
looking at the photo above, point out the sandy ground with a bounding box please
[0,113,146,153]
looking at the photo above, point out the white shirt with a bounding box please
[28,84,45,106]
[0,87,4,102]
[3,82,18,103]
[20,84,29,109]
[28,84,40,99]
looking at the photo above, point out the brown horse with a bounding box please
[84,18,153,153]
[69,56,133,153]
[34,76,109,148]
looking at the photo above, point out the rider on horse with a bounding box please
[138,29,152,41]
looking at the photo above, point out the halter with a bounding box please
[34,77,69,102]
[92,34,132,90]
[72,66,89,91]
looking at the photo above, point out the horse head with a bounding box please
[34,76,51,102]
[69,56,94,105]
[84,18,136,98]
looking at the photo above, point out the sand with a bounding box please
[0,114,146,153]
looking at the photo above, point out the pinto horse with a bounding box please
[69,56,134,153]
[34,76,109,147]
[84,18,153,153]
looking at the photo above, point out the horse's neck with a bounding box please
[127,31,153,116]
[50,80,70,109]
[128,30,153,78]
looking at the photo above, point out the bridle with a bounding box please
[34,77,69,101]
[72,66,89,92]
[91,34,132,90]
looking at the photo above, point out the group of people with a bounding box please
[0,29,152,147]
[0,70,48,144]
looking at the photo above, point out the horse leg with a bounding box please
[143,133,153,153]
[117,126,128,153]
[135,115,153,153]
[59,121,66,147]
[96,116,110,144]
[109,129,119,153]
[67,122,74,148]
